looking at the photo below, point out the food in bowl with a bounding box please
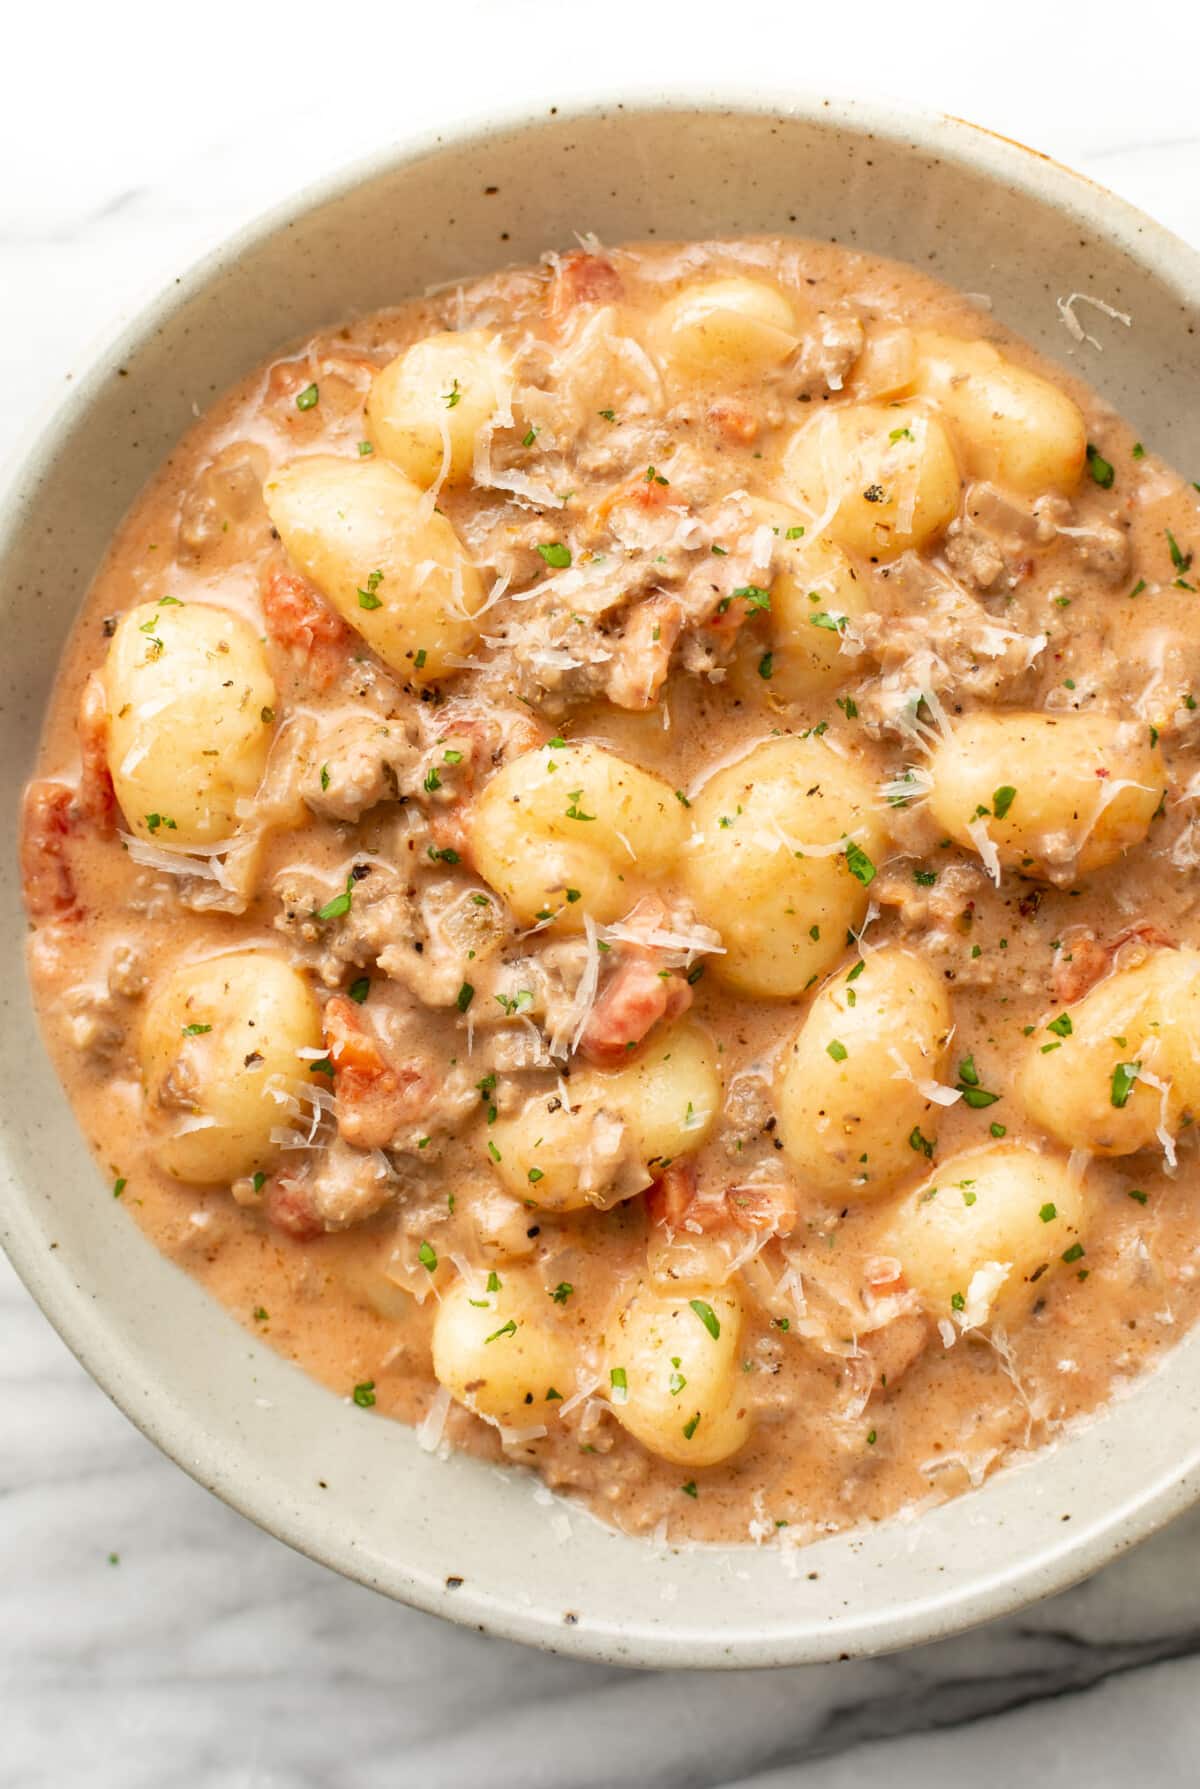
[20,235,1200,1544]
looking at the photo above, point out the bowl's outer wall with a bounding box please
[5,97,1200,1669]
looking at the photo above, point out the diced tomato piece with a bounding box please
[76,672,116,834]
[324,995,429,1150]
[264,1177,324,1242]
[577,949,692,1067]
[261,565,353,692]
[549,252,624,316]
[20,781,78,920]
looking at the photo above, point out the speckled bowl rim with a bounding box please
[5,89,1200,1669]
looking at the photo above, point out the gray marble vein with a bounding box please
[7,13,1200,1784]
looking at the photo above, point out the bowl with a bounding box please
[4,92,1200,1669]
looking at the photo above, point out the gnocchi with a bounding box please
[776,947,952,1195]
[263,456,484,682]
[139,951,322,1183]
[432,1264,578,1428]
[602,1283,751,1466]
[104,600,276,846]
[927,712,1166,881]
[886,1143,1087,1324]
[737,500,871,701]
[486,1024,720,1210]
[683,736,888,998]
[1019,948,1200,1156]
[650,276,799,383]
[781,402,961,558]
[911,331,1087,494]
[469,741,687,929]
[366,329,510,488]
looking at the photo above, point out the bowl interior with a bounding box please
[4,95,1200,1667]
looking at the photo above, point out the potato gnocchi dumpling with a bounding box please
[886,1144,1087,1324]
[104,600,276,846]
[737,500,871,701]
[927,712,1166,881]
[139,952,322,1183]
[602,1283,751,1466]
[469,741,687,929]
[683,736,888,998]
[1019,949,1200,1156]
[776,948,952,1195]
[911,331,1087,494]
[781,402,961,558]
[264,455,484,682]
[432,1265,578,1429]
[650,276,799,382]
[487,1024,720,1210]
[366,329,510,488]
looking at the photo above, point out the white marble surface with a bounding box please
[7,3,1200,1782]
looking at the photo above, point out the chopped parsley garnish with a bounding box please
[352,1380,376,1407]
[1128,1188,1149,1205]
[181,1023,212,1036]
[645,465,669,486]
[537,541,572,568]
[357,569,384,610]
[487,1140,502,1163]
[914,869,937,887]
[757,651,774,681]
[522,426,539,447]
[844,840,876,887]
[1039,1203,1058,1224]
[1062,1242,1085,1264]
[681,1480,698,1498]
[144,813,177,834]
[991,785,1017,820]
[950,1291,966,1312]
[827,1040,849,1062]
[734,585,771,611]
[418,1240,438,1272]
[319,764,331,791]
[785,524,805,540]
[810,611,847,632]
[1086,443,1115,488]
[1167,528,1192,574]
[527,1167,544,1184]
[956,1054,1000,1108]
[456,982,475,1013]
[112,1177,126,1199]
[348,977,370,1004]
[317,875,354,922]
[423,767,442,793]
[909,1126,934,1159]
[1110,1060,1141,1108]
[485,1319,518,1343]
[1132,442,1146,460]
[598,408,616,422]
[443,379,461,408]
[252,1171,267,1193]
[564,789,595,821]
[689,1298,721,1340]
[295,382,319,411]
[609,1367,629,1403]
[1047,1013,1073,1038]
[551,1282,573,1304]
[253,1307,269,1322]
[682,1413,701,1440]
[357,440,374,456]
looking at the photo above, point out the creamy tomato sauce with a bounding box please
[21,238,1200,1547]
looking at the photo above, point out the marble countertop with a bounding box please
[7,4,1200,1783]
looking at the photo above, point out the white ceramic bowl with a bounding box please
[5,94,1200,1668]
